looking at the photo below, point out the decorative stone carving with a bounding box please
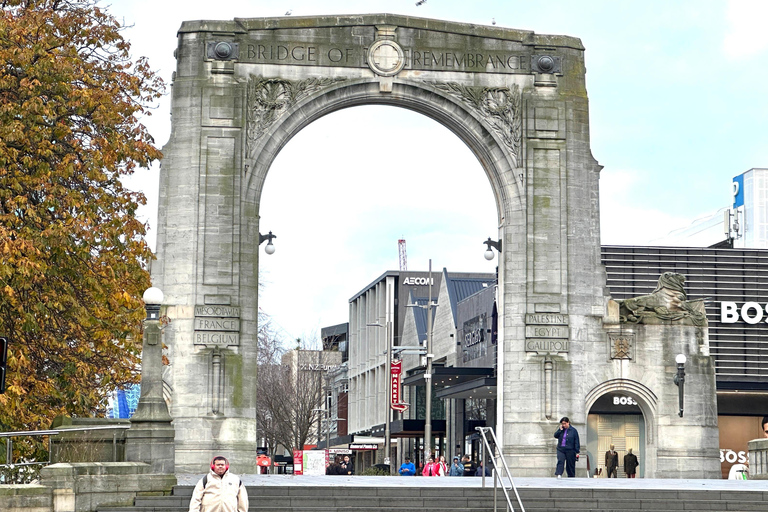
[425,81,522,165]
[246,75,346,157]
[367,40,405,76]
[608,332,634,359]
[617,272,707,326]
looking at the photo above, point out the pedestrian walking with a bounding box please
[188,456,248,512]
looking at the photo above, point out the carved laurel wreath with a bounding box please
[246,75,346,158]
[425,81,522,165]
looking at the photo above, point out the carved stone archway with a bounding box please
[586,379,659,477]
[154,14,606,473]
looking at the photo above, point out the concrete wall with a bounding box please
[0,485,51,512]
[38,463,175,512]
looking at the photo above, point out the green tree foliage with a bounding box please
[0,0,164,457]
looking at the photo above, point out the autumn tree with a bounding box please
[0,0,164,458]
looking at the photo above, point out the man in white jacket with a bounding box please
[189,456,249,512]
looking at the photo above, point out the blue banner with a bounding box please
[733,174,744,208]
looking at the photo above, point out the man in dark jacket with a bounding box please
[553,416,580,478]
[461,455,476,476]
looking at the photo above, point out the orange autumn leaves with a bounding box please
[0,0,164,455]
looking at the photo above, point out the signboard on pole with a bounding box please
[391,359,408,412]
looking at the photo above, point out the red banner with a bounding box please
[390,359,408,412]
[292,450,303,475]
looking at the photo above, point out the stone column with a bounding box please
[125,288,175,474]
[748,438,768,479]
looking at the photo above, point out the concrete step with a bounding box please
[98,483,768,512]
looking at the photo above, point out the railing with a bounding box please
[476,426,526,512]
[1,424,131,474]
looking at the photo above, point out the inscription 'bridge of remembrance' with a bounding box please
[154,14,607,474]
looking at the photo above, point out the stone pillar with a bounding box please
[125,289,175,474]
[748,438,768,479]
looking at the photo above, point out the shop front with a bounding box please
[586,394,646,478]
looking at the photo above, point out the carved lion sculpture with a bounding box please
[617,272,706,326]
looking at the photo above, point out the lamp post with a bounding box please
[405,262,436,463]
[125,287,175,473]
[368,320,393,474]
[259,231,277,254]
[424,260,434,461]
[673,354,686,417]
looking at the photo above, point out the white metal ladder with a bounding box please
[476,426,526,512]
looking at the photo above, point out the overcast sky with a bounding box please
[111,0,767,343]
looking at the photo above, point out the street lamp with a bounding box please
[259,231,277,255]
[368,320,393,474]
[483,237,502,261]
[143,286,163,320]
[406,261,436,462]
[673,353,686,417]
[125,287,174,473]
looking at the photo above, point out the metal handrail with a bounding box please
[476,426,526,512]
[1,424,131,467]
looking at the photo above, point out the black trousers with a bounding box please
[555,449,577,477]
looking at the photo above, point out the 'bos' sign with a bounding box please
[720,302,768,324]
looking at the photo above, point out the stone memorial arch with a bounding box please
[154,14,719,476]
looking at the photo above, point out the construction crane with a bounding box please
[398,238,407,271]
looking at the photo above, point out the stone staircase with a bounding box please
[96,481,768,512]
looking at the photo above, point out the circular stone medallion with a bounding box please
[367,40,405,77]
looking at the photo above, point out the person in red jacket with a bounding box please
[421,456,440,476]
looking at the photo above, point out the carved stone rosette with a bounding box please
[424,81,522,166]
[246,75,346,158]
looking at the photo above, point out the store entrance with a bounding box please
[587,395,645,478]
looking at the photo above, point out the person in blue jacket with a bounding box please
[398,457,416,476]
[553,416,580,478]
[449,456,464,476]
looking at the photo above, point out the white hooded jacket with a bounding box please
[188,469,249,512]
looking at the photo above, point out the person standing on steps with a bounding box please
[605,444,619,478]
[553,416,580,478]
[189,456,249,512]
